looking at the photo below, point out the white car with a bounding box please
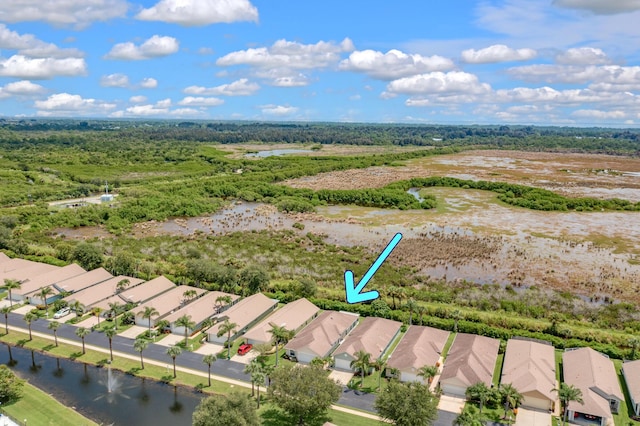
[53,307,71,319]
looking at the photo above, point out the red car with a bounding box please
[237,343,253,355]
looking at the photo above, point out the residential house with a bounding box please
[438,333,500,397]
[14,263,86,303]
[563,347,623,426]
[0,258,59,286]
[206,293,278,344]
[62,275,144,311]
[0,253,10,263]
[131,285,206,328]
[92,275,176,311]
[333,317,402,371]
[284,310,359,364]
[386,325,450,383]
[244,298,320,345]
[622,359,640,417]
[501,339,557,411]
[164,291,239,336]
[34,268,114,306]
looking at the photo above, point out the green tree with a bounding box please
[72,243,104,270]
[23,311,37,341]
[76,327,91,354]
[629,336,640,360]
[252,368,266,409]
[175,314,196,347]
[405,298,417,325]
[192,393,259,426]
[202,354,216,387]
[244,359,261,397]
[268,364,341,425]
[0,364,24,403]
[216,319,237,360]
[268,323,294,367]
[454,404,485,426]
[134,337,149,370]
[92,307,103,325]
[167,345,182,378]
[214,295,232,313]
[553,383,583,425]
[108,301,122,329]
[38,286,54,310]
[372,358,386,391]
[417,305,427,326]
[238,265,270,295]
[116,278,131,293]
[104,327,117,361]
[466,382,492,413]
[451,309,462,333]
[350,350,371,387]
[499,383,523,421]
[3,279,21,309]
[109,254,135,276]
[375,380,438,426]
[1,306,10,334]
[417,365,438,385]
[48,321,60,347]
[142,306,159,336]
[182,289,197,303]
[70,300,83,318]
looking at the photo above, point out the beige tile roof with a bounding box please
[563,347,623,418]
[623,359,640,407]
[0,258,59,283]
[53,268,113,294]
[386,325,450,372]
[285,310,360,358]
[501,339,556,402]
[439,333,500,388]
[243,298,320,344]
[118,276,176,304]
[334,316,402,361]
[207,293,278,337]
[164,291,239,325]
[131,285,206,318]
[19,264,87,297]
[63,275,144,308]
[0,253,10,263]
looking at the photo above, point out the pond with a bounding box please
[244,149,314,157]
[1,344,204,426]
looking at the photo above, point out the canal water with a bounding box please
[1,344,204,425]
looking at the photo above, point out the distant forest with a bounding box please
[1,118,639,154]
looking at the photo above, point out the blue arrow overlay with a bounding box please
[345,232,403,304]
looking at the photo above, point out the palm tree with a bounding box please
[4,279,21,308]
[455,404,485,426]
[1,306,10,334]
[216,319,237,360]
[182,289,197,304]
[116,278,130,293]
[405,298,417,325]
[175,314,196,347]
[24,311,37,341]
[417,364,438,385]
[92,307,103,325]
[166,345,182,378]
[252,368,266,408]
[48,321,60,347]
[142,306,159,336]
[76,327,91,354]
[629,336,640,360]
[372,358,386,390]
[38,286,54,310]
[451,309,462,332]
[387,286,401,309]
[104,327,117,361]
[134,337,149,369]
[553,383,583,425]
[202,354,216,387]
[466,382,492,413]
[244,359,261,397]
[70,300,83,318]
[108,301,122,329]
[417,305,427,326]
[350,350,372,387]
[268,323,294,367]
[500,383,523,421]
[214,295,232,313]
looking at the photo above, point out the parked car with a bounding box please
[53,307,71,319]
[237,343,253,355]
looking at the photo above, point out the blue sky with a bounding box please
[1,0,640,126]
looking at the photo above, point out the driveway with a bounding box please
[438,394,466,414]
[515,408,551,426]
[329,369,354,386]
[118,325,147,339]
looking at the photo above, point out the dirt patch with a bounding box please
[216,142,428,159]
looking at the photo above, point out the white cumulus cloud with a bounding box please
[136,0,258,26]
[34,93,116,116]
[553,0,640,14]
[100,73,129,88]
[183,78,259,96]
[385,71,491,96]
[571,109,627,119]
[461,44,537,64]
[339,49,454,80]
[0,0,128,28]
[129,95,147,103]
[260,104,298,116]
[0,24,84,58]
[0,80,46,99]
[105,35,179,60]
[140,77,158,88]
[0,55,86,79]
[177,96,224,106]
[555,47,611,65]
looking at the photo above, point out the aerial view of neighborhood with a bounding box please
[1,1,640,426]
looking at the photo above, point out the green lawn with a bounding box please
[2,381,97,426]
[493,352,505,386]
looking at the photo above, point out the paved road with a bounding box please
[4,312,377,413]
